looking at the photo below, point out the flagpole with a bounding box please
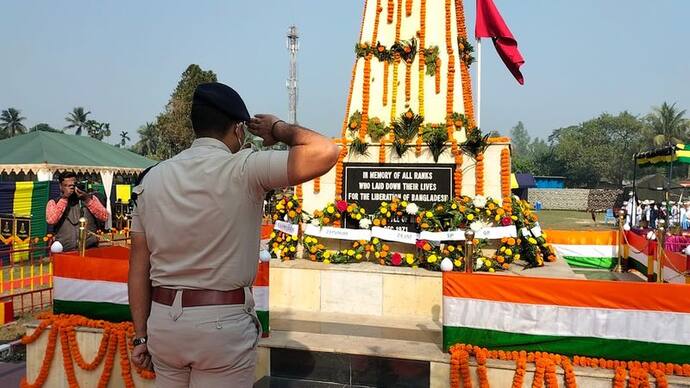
[476,38,482,130]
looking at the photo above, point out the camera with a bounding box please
[76,180,89,192]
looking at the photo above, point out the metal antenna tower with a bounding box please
[287,25,299,124]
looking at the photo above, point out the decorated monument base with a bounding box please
[23,246,270,387]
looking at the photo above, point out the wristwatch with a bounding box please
[132,336,148,346]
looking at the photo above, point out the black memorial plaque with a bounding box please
[343,164,454,231]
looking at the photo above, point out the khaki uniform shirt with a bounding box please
[131,138,289,290]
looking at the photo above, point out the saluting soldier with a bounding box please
[128,82,338,387]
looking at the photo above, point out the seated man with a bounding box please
[46,172,109,251]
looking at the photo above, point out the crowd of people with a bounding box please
[624,195,690,230]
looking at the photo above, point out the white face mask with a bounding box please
[235,122,252,151]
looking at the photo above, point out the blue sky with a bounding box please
[2,1,689,145]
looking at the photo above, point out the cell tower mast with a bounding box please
[287,25,299,124]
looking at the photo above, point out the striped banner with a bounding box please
[0,181,54,263]
[254,261,269,337]
[442,273,690,364]
[53,246,131,322]
[546,230,618,269]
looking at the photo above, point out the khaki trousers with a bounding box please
[147,287,261,388]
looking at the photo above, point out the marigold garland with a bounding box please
[360,55,372,141]
[545,358,558,388]
[475,152,484,196]
[455,0,476,128]
[390,55,400,125]
[405,0,412,16]
[416,0,426,156]
[512,356,527,388]
[98,328,118,388]
[379,137,387,163]
[450,349,461,388]
[449,343,690,388]
[334,144,348,199]
[531,357,545,388]
[435,57,441,94]
[613,367,626,388]
[395,0,403,41]
[59,327,79,387]
[382,60,390,106]
[477,349,490,388]
[652,367,669,388]
[501,148,512,213]
[444,0,455,119]
[453,147,463,199]
[67,325,109,371]
[20,314,155,388]
[387,0,394,23]
[313,177,321,194]
[405,60,412,102]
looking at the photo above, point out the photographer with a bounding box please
[46,172,110,251]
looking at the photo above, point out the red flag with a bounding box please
[475,0,525,84]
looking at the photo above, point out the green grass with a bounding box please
[535,210,618,231]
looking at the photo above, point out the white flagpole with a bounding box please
[476,38,482,130]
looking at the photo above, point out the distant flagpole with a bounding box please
[476,38,482,130]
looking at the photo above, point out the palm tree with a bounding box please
[0,108,28,138]
[646,102,689,146]
[65,107,91,135]
[119,131,130,147]
[134,122,159,157]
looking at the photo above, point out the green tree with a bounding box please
[509,121,530,156]
[65,107,91,135]
[119,131,130,147]
[645,102,688,146]
[156,64,217,158]
[550,112,645,187]
[509,121,532,172]
[0,108,27,138]
[132,122,161,158]
[30,123,63,133]
[86,120,111,140]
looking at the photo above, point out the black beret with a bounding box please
[193,82,250,122]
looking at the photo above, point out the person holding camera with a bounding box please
[128,82,339,387]
[46,171,110,251]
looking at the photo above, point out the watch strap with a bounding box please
[132,336,148,346]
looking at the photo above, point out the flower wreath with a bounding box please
[268,195,302,260]
[312,200,344,227]
[494,237,518,270]
[271,195,302,223]
[372,197,415,227]
[303,235,368,264]
[269,231,299,261]
[511,197,556,268]
[367,237,393,265]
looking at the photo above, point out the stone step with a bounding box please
[264,309,445,363]
[254,375,371,388]
[257,309,690,388]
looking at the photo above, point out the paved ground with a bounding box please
[0,361,25,387]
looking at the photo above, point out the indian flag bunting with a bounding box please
[53,247,131,322]
[625,229,688,284]
[443,273,690,364]
[253,261,269,337]
[546,230,618,269]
